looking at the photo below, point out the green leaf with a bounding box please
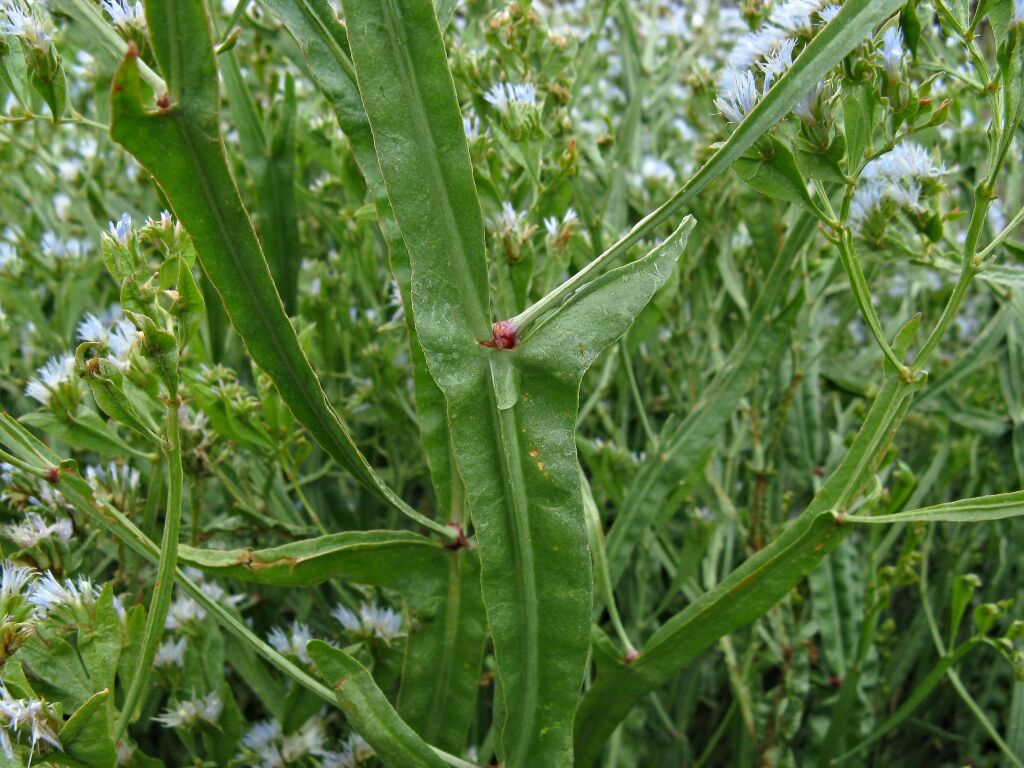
[841,489,1024,523]
[16,633,95,711]
[734,137,818,213]
[341,3,696,764]
[58,690,117,768]
[255,74,301,314]
[258,0,463,523]
[77,587,123,696]
[109,0,446,538]
[20,409,149,460]
[178,530,445,587]
[398,550,487,754]
[843,83,876,172]
[75,348,160,442]
[307,640,447,768]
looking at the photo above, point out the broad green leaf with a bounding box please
[574,317,923,766]
[604,213,816,589]
[734,137,817,214]
[341,3,696,764]
[307,640,447,768]
[21,409,150,461]
[77,587,123,696]
[181,523,485,752]
[57,689,117,768]
[840,489,1024,524]
[16,633,95,711]
[108,0,445,538]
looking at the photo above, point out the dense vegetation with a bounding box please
[0,0,1023,765]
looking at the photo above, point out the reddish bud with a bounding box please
[156,92,172,110]
[444,523,469,551]
[480,320,519,350]
[623,649,640,664]
[46,467,59,484]
[126,41,139,59]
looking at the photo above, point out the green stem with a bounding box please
[114,399,183,740]
[977,203,1024,263]
[835,230,912,379]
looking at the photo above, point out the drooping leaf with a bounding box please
[307,640,447,768]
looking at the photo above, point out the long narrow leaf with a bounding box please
[108,0,446,537]
[841,490,1024,524]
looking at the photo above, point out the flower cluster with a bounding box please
[850,141,947,233]
[24,354,79,410]
[332,602,403,642]
[0,684,61,760]
[154,692,223,729]
[714,0,835,125]
[77,311,140,371]
[267,621,314,664]
[2,512,72,550]
[241,716,374,768]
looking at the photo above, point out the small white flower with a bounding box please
[880,26,905,81]
[727,26,788,72]
[0,0,52,51]
[0,242,17,271]
[76,313,109,343]
[758,37,798,92]
[0,562,34,601]
[53,193,71,221]
[27,572,98,614]
[714,68,759,124]
[463,115,481,141]
[281,717,325,761]
[484,81,537,114]
[242,719,282,751]
[793,80,825,123]
[154,692,222,728]
[769,0,820,33]
[107,319,139,369]
[817,3,841,23]
[333,602,403,640]
[165,593,205,629]
[101,0,144,28]
[640,156,675,186]
[267,621,313,664]
[154,637,187,668]
[850,142,946,229]
[0,684,61,755]
[24,354,76,406]
[108,213,132,244]
[3,513,72,549]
